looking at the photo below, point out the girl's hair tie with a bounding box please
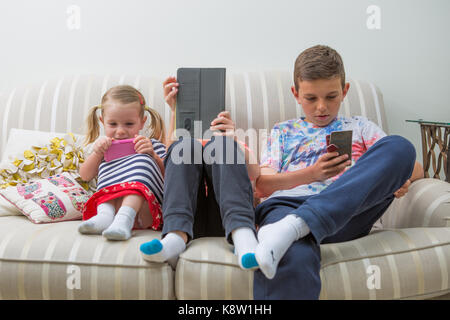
[138,93,144,105]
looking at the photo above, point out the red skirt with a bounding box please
[82,181,162,231]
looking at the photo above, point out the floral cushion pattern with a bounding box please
[0,172,92,223]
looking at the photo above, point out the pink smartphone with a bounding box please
[104,138,137,162]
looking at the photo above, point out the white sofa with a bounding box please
[0,71,449,300]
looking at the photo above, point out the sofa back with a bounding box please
[0,71,387,157]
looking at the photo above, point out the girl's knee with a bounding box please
[121,194,145,211]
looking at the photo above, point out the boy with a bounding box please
[253,45,424,299]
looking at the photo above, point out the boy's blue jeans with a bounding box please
[253,135,416,300]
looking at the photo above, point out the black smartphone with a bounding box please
[329,130,353,161]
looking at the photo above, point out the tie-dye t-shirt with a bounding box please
[261,116,386,199]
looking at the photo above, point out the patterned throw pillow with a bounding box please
[0,172,92,223]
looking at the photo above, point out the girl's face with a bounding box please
[100,100,147,140]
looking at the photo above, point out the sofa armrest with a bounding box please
[381,178,450,228]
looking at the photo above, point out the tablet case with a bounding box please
[176,68,226,137]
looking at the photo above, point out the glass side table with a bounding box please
[406,119,449,182]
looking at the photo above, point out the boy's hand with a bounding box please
[93,136,112,157]
[394,179,411,198]
[163,76,179,112]
[210,111,236,137]
[311,152,351,181]
[134,135,156,158]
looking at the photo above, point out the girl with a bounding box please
[78,85,166,241]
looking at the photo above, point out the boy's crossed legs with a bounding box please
[253,135,416,299]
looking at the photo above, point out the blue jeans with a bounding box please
[161,136,256,243]
[253,135,416,299]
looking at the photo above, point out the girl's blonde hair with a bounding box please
[84,85,166,145]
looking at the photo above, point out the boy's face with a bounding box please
[291,77,350,127]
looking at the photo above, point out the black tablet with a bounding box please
[176,68,226,138]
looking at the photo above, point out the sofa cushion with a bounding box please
[0,216,174,299]
[176,237,253,300]
[176,228,450,300]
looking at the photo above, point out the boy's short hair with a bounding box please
[293,45,346,91]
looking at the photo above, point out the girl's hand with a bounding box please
[210,111,236,137]
[93,136,112,157]
[394,179,411,198]
[163,76,179,112]
[134,135,156,157]
[311,152,351,181]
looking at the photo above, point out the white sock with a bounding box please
[140,232,186,263]
[231,227,259,270]
[102,206,137,240]
[255,214,310,279]
[78,202,115,234]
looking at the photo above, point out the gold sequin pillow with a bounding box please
[0,128,96,191]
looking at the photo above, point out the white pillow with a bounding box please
[0,193,22,216]
[1,128,85,163]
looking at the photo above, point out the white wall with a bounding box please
[0,0,449,167]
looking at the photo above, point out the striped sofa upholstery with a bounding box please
[0,72,449,300]
[0,216,174,300]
